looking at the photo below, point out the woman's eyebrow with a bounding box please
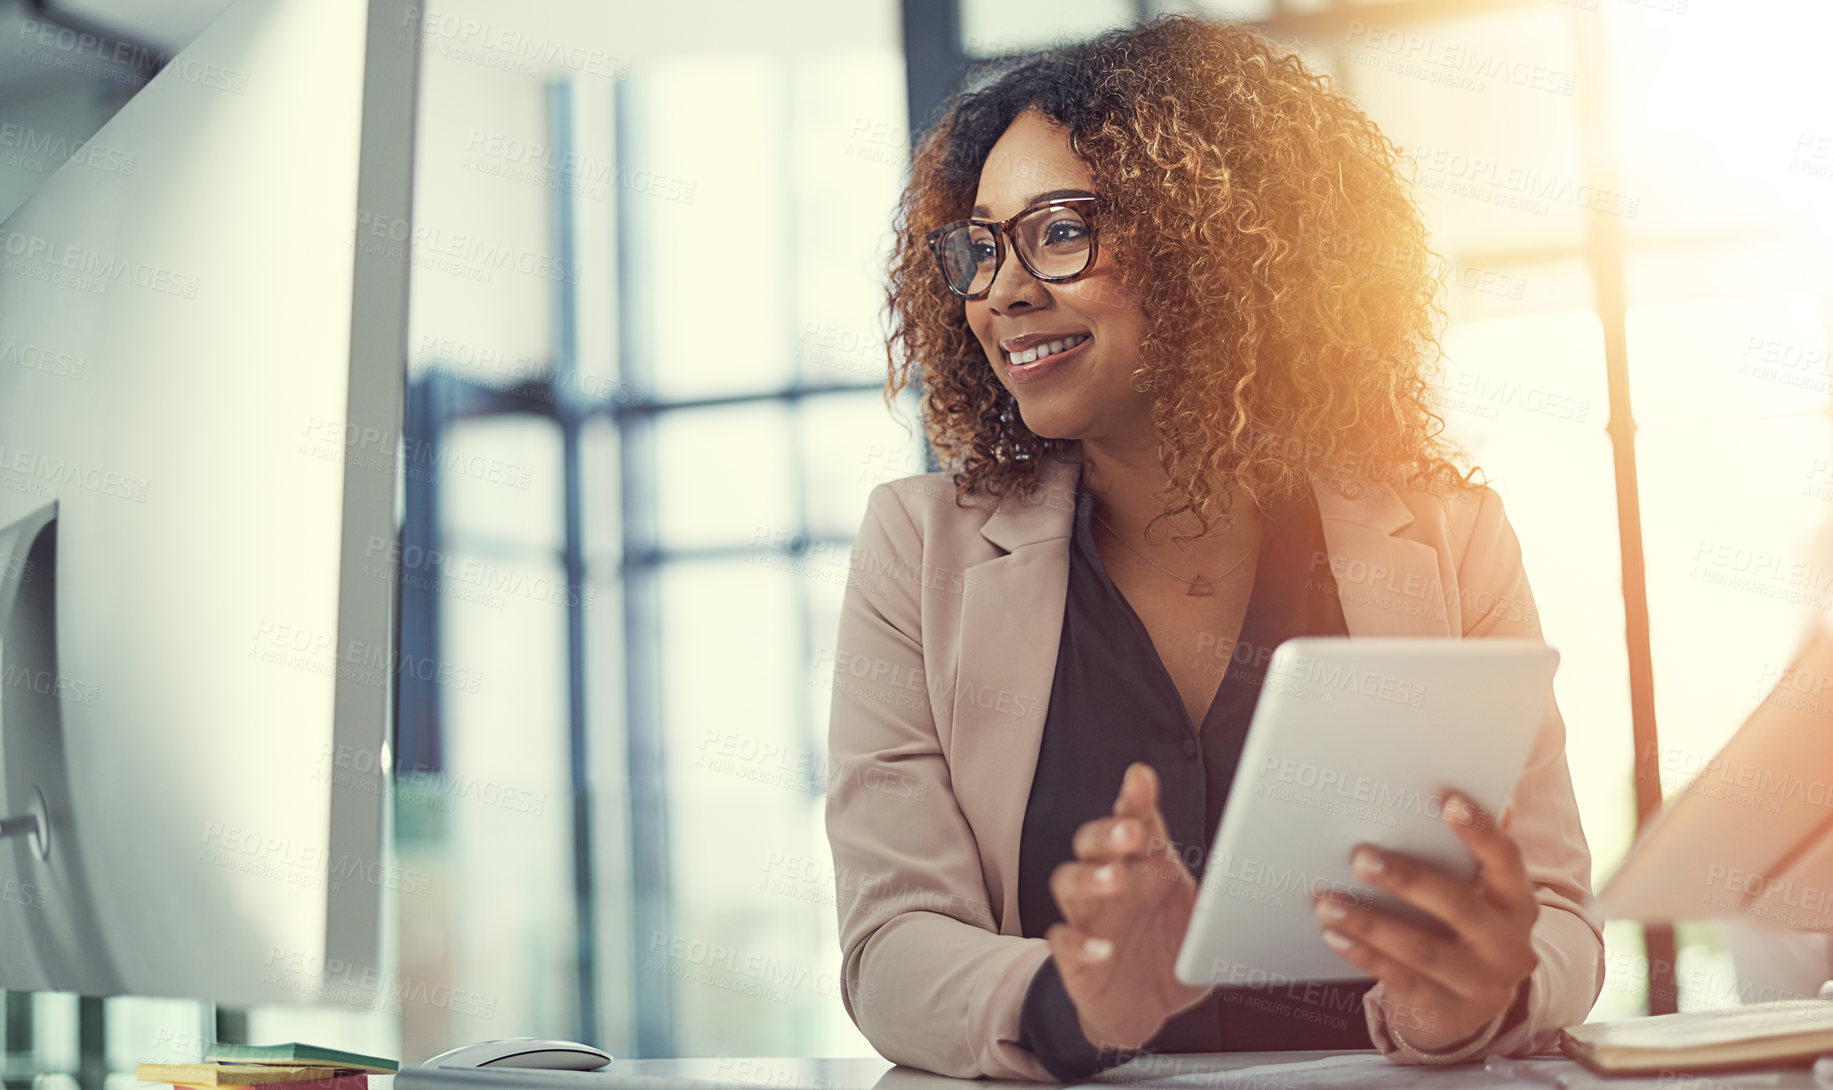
[970,187,1096,218]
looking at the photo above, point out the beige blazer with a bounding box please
[823,445,1603,1079]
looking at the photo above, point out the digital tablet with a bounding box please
[1174,636,1559,987]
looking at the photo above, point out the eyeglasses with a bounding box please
[924,196,1101,300]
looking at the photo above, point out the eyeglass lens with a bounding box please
[937,204,1092,296]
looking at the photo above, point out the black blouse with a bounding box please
[1015,467,1371,1079]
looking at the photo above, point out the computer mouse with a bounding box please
[422,1038,614,1070]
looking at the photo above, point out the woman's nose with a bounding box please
[985,248,1046,313]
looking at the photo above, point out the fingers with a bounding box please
[1045,921,1113,979]
[1441,792,1534,908]
[1050,859,1132,929]
[1114,762,1179,860]
[1072,763,1183,871]
[1341,791,1540,980]
[1114,761,1157,816]
[1344,794,1534,942]
[1071,814,1151,862]
[1056,765,1194,932]
[1348,843,1486,939]
[1312,915,1462,1012]
[1312,892,1481,997]
[1114,763,1168,838]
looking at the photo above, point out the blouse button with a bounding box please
[1182,737,1199,759]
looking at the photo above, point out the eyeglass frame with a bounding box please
[923,195,1102,301]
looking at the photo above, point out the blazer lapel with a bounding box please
[950,450,1080,936]
[1310,479,1456,637]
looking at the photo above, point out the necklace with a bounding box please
[1093,512,1256,597]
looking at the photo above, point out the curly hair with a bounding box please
[882,13,1481,543]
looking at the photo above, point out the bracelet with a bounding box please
[1387,1002,1509,1064]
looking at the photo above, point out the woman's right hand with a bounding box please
[1045,762,1212,1055]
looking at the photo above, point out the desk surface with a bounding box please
[597,1053,1358,1087]
[394,1051,1826,1089]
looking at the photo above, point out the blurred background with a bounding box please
[3,0,1833,1083]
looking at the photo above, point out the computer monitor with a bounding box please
[0,0,418,1007]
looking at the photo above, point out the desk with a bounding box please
[393,1051,1826,1089]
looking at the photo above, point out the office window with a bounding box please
[1605,0,1833,1011]
[437,416,580,1037]
[1630,295,1832,796]
[801,393,928,542]
[1341,7,1588,258]
[633,60,796,403]
[614,44,911,1056]
[656,560,819,1050]
[959,0,1137,57]
[654,405,798,551]
[1605,4,1831,251]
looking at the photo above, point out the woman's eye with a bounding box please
[1043,221,1088,246]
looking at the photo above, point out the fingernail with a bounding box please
[1084,938,1113,960]
[1322,929,1351,952]
[1109,821,1131,848]
[1354,848,1384,875]
[1445,796,1472,824]
[1315,900,1346,922]
[1094,863,1116,889]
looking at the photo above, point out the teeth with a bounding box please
[1009,333,1089,366]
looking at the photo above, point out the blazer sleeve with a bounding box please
[824,482,1059,1080]
[1361,485,1607,1061]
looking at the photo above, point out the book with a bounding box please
[142,1073,369,1090]
[1560,999,1833,1075]
[202,1044,398,1075]
[135,1064,369,1087]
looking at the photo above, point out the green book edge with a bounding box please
[202,1044,398,1073]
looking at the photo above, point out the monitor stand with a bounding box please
[0,501,120,993]
[0,503,55,860]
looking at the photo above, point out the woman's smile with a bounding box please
[1005,333,1093,384]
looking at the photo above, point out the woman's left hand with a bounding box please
[1310,791,1539,1053]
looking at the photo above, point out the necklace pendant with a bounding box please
[1185,576,1215,597]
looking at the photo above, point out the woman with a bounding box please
[823,14,1602,1081]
